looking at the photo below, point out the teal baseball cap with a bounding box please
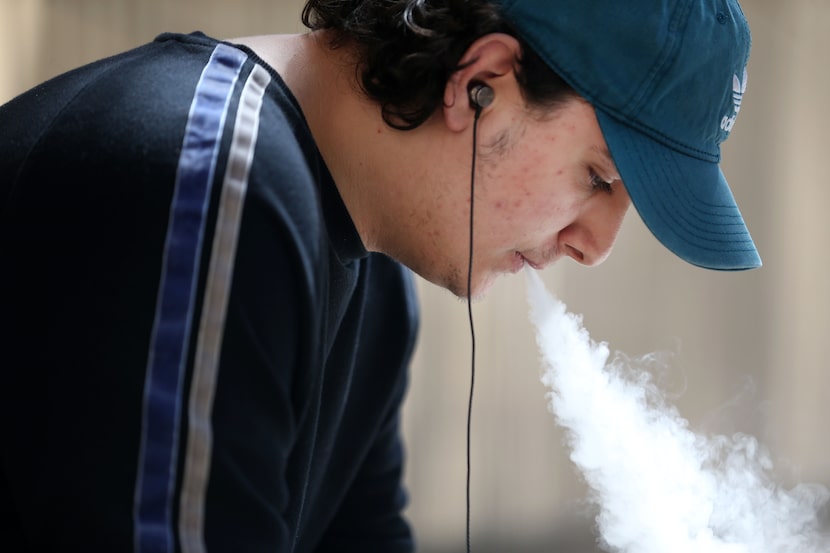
[499,0,762,270]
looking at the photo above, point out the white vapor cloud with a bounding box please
[525,271,829,553]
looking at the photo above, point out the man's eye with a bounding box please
[590,173,614,194]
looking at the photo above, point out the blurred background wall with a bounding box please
[2,1,828,552]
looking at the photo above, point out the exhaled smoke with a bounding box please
[525,271,829,553]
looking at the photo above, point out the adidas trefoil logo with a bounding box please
[720,68,748,133]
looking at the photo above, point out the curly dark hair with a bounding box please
[302,0,576,130]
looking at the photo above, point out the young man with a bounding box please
[0,0,759,551]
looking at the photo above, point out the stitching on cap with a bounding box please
[626,0,695,118]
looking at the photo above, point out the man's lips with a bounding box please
[519,252,544,270]
[511,252,541,272]
[509,251,556,273]
[509,252,527,273]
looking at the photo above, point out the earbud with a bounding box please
[468,83,494,110]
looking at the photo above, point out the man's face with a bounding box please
[423,96,632,298]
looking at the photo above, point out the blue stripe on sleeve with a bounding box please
[133,43,247,553]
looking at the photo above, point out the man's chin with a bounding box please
[448,272,498,301]
[416,264,500,301]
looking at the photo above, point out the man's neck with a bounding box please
[231,31,466,262]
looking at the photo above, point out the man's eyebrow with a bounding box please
[593,144,619,174]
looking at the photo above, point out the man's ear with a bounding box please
[443,33,522,132]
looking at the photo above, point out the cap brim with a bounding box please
[595,110,761,271]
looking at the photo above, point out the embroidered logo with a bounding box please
[720,68,748,133]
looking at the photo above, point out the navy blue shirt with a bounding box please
[0,32,418,552]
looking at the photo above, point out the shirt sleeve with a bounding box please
[196,186,313,552]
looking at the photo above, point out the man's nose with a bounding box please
[560,186,631,266]
[560,228,615,267]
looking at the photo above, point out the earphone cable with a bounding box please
[466,104,482,553]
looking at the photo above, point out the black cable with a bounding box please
[466,104,482,553]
